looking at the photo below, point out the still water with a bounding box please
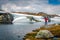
[0,22,45,40]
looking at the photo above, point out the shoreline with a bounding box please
[23,24,60,40]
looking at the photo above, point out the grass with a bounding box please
[24,24,60,40]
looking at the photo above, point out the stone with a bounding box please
[26,38,30,40]
[35,30,54,38]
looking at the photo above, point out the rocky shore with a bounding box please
[23,24,60,40]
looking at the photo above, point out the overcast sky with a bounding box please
[0,0,60,14]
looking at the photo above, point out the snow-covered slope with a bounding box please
[12,13,60,23]
[51,17,60,22]
[12,13,45,22]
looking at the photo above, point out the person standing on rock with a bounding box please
[44,16,48,25]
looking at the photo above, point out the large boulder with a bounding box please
[35,30,54,38]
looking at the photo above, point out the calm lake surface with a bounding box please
[0,22,45,40]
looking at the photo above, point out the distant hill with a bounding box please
[13,12,59,18]
[13,12,48,16]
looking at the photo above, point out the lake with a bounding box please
[0,14,59,40]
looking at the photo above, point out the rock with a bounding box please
[55,23,59,26]
[35,30,54,38]
[26,38,30,40]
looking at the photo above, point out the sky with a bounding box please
[49,0,60,5]
[0,0,60,14]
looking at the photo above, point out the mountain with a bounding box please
[13,12,59,18]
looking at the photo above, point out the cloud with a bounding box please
[0,0,8,8]
[1,3,36,12]
[1,0,60,14]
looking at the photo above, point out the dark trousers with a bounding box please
[45,21,47,25]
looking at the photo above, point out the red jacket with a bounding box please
[44,17,48,22]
